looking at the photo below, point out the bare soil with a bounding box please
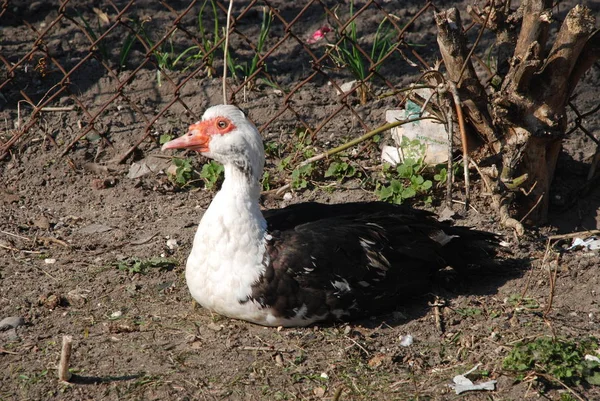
[2,1,600,400]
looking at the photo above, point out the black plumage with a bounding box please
[247,202,498,322]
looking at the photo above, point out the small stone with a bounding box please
[110,310,123,319]
[0,316,25,330]
[399,334,414,347]
[40,294,61,310]
[44,258,56,264]
[283,192,293,201]
[33,215,50,230]
[66,290,87,308]
[313,387,326,397]
[206,323,223,331]
[166,239,178,250]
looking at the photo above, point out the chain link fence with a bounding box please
[0,0,597,164]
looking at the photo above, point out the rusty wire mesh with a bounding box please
[0,0,597,165]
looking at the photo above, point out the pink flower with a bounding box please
[306,26,332,44]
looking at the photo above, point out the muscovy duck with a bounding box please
[162,105,498,327]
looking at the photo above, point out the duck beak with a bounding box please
[161,121,210,152]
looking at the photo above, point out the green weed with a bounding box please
[192,0,222,77]
[171,157,194,186]
[73,9,108,60]
[261,171,272,191]
[291,163,314,190]
[114,257,177,274]
[159,133,173,145]
[200,160,224,190]
[328,0,395,103]
[225,7,273,90]
[503,337,600,386]
[325,160,357,181]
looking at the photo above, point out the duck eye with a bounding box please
[217,120,228,129]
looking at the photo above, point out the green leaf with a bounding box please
[159,134,173,145]
[401,187,416,199]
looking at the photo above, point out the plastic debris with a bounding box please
[336,80,357,95]
[384,89,450,165]
[449,364,497,395]
[585,354,600,363]
[399,334,414,347]
[44,258,57,264]
[568,237,600,251]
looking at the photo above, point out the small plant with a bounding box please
[261,171,273,191]
[191,0,222,77]
[159,133,173,145]
[114,257,176,274]
[328,0,395,103]
[503,337,600,386]
[200,160,224,190]
[225,7,273,90]
[325,160,357,181]
[291,163,314,190]
[172,157,194,187]
[73,9,109,60]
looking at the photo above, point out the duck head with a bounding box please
[162,105,265,182]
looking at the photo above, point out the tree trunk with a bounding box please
[435,1,599,228]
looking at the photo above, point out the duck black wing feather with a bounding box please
[253,204,498,323]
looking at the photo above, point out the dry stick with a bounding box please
[548,229,600,241]
[457,3,492,83]
[445,99,454,207]
[0,243,42,254]
[58,335,73,382]
[297,117,432,168]
[544,252,559,317]
[536,372,586,401]
[519,193,544,223]
[332,387,344,401]
[222,0,234,105]
[447,82,470,211]
[0,230,31,241]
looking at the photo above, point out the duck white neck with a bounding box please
[185,160,269,322]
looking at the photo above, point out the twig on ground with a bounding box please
[519,194,544,223]
[445,98,454,207]
[446,82,470,211]
[38,236,70,248]
[58,335,73,382]
[544,252,559,317]
[0,243,42,254]
[40,106,76,112]
[240,346,292,353]
[298,117,432,167]
[536,373,586,401]
[0,348,19,355]
[548,229,600,241]
[0,230,32,241]
[332,387,344,401]
[345,336,370,356]
[429,296,445,333]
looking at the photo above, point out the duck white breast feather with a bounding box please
[162,104,498,327]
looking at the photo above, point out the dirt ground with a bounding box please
[2,1,600,400]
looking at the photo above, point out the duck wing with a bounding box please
[252,204,498,324]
